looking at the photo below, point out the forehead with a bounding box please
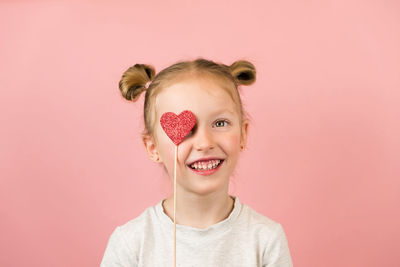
[155,77,237,119]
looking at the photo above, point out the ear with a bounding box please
[240,119,249,151]
[142,133,161,163]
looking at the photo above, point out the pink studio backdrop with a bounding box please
[1,1,399,266]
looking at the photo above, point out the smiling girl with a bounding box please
[101,58,293,266]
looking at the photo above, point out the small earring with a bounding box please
[240,145,244,150]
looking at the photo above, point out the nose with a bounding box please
[192,125,215,151]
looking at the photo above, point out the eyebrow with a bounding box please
[210,109,236,116]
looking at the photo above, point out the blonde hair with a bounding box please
[118,58,256,141]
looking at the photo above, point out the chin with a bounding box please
[188,181,227,196]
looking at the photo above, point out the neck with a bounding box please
[162,189,235,229]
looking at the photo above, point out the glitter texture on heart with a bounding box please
[160,110,196,145]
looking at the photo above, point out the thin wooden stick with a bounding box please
[174,145,177,267]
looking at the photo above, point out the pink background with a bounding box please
[1,0,399,266]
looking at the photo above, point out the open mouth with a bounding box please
[188,159,224,170]
[187,159,224,176]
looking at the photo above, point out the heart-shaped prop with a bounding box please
[160,110,196,145]
[160,110,196,267]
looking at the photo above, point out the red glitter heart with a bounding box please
[160,110,196,145]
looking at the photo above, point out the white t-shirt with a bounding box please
[100,195,293,267]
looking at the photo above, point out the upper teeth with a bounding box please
[190,159,221,170]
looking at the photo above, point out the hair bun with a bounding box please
[119,64,155,101]
[229,60,256,86]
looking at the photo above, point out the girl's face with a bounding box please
[145,75,248,196]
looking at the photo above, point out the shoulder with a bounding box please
[238,203,293,266]
[239,203,283,232]
[100,204,158,266]
[238,202,290,247]
[105,205,157,249]
[117,204,157,242]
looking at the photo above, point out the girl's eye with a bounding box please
[214,120,229,128]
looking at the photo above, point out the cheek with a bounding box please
[176,143,191,165]
[220,133,241,153]
[157,131,176,165]
[160,141,191,178]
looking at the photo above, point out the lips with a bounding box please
[187,159,224,176]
